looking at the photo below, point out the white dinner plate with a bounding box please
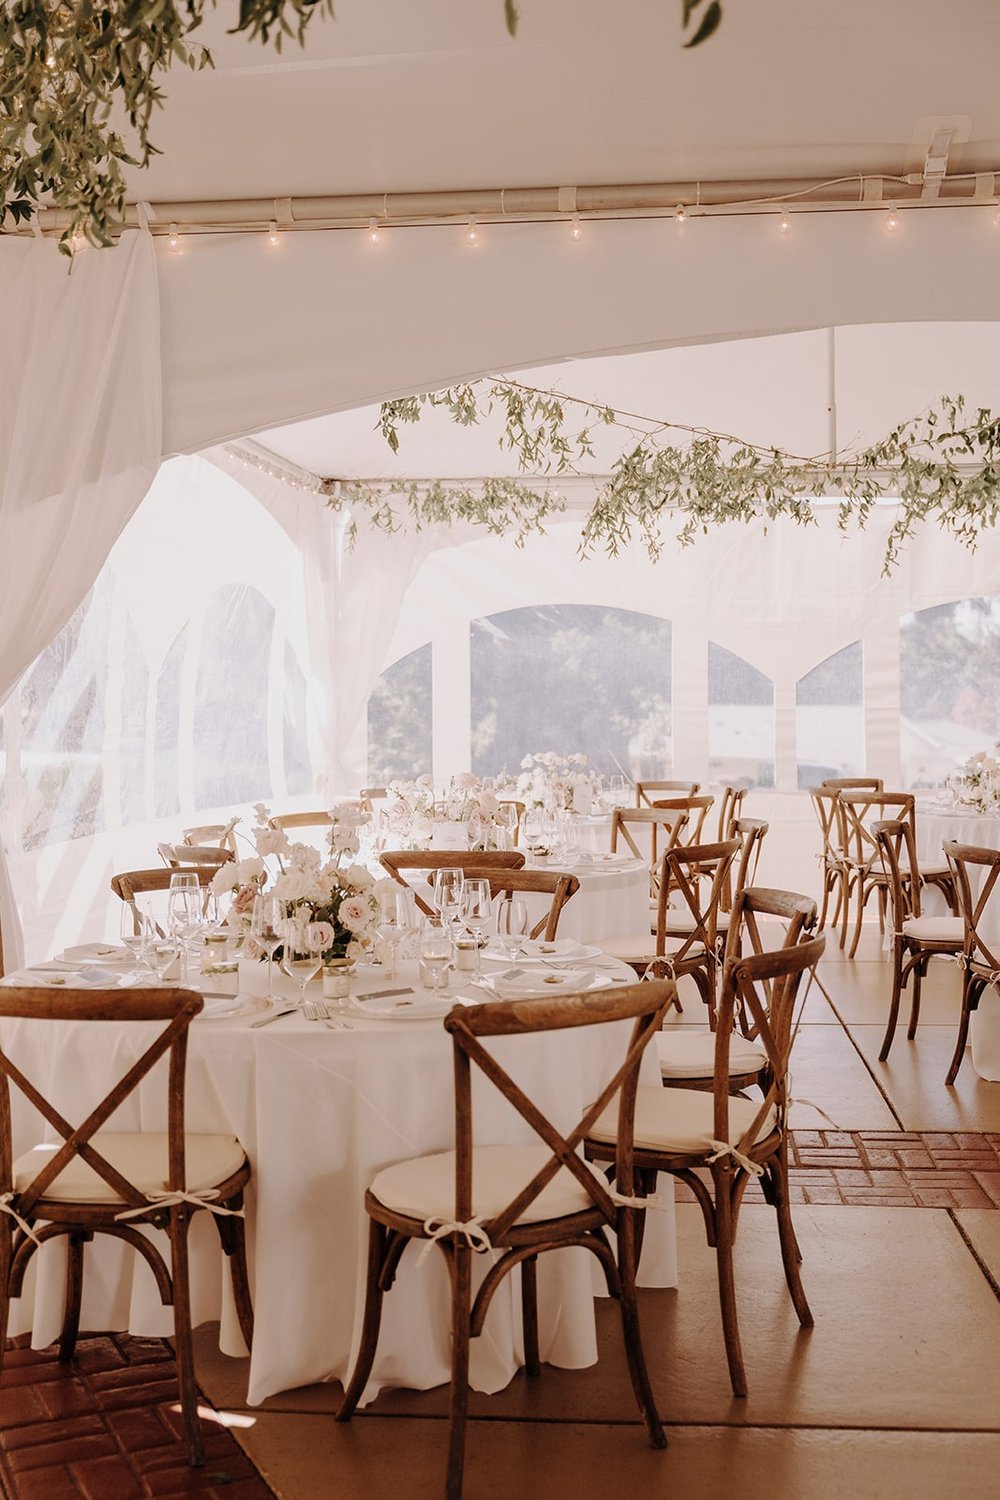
[517,939,603,964]
[490,969,613,999]
[55,945,133,967]
[350,990,453,1021]
[196,993,271,1022]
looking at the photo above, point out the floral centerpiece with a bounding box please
[270,842,384,963]
[385,773,502,848]
[950,743,1000,814]
[514,751,597,814]
[326,800,371,863]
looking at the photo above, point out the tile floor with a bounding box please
[3,925,1000,1498]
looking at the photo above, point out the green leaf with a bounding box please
[684,0,722,47]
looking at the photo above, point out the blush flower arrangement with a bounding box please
[949,743,1000,814]
[513,751,596,813]
[270,842,385,962]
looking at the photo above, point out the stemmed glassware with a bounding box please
[420,916,452,994]
[250,893,282,1000]
[433,867,465,939]
[140,918,181,985]
[375,889,406,982]
[460,878,493,975]
[495,898,528,963]
[278,918,325,1007]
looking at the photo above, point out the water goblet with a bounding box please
[140,921,181,985]
[460,879,493,975]
[279,918,325,1007]
[495,898,528,964]
[420,917,452,994]
[433,867,465,937]
[250,893,282,999]
[375,889,405,982]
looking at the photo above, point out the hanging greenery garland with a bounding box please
[325,382,1000,572]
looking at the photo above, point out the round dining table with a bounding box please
[0,950,677,1406]
[918,805,1000,1081]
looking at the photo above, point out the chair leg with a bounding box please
[847,880,867,959]
[769,1144,812,1330]
[616,1209,666,1449]
[521,1255,540,1377]
[878,940,905,1061]
[169,1209,205,1467]
[59,1232,86,1362]
[713,1172,747,1398]
[446,1244,473,1500]
[906,958,924,1041]
[946,976,982,1087]
[337,1219,390,1422]
[0,1228,13,1375]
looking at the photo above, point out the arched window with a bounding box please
[796,642,864,788]
[367,643,433,784]
[469,604,671,779]
[708,643,774,789]
[900,598,1000,788]
[193,585,276,808]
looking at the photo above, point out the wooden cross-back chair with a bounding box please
[336,979,676,1498]
[269,809,336,835]
[601,837,740,1019]
[943,840,1000,1085]
[651,794,714,848]
[655,886,818,1091]
[872,820,964,1070]
[112,867,220,931]
[715,785,748,841]
[838,792,958,958]
[820,777,884,793]
[158,843,235,870]
[380,849,525,917]
[610,805,690,904]
[436,867,580,942]
[723,816,769,913]
[585,933,825,1398]
[636,779,700,807]
[181,821,238,854]
[0,986,253,1466]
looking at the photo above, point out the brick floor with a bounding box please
[4,1131,1000,1499]
[0,1334,275,1500]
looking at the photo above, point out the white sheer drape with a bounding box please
[0,231,161,969]
[207,447,441,793]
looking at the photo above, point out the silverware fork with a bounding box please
[302,999,331,1021]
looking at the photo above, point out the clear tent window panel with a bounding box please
[468,605,671,780]
[193,586,277,809]
[900,598,1000,789]
[367,644,433,784]
[708,643,774,790]
[795,642,864,789]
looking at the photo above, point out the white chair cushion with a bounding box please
[900,916,964,943]
[370,1145,604,1225]
[13,1132,247,1204]
[662,912,730,934]
[918,862,951,877]
[655,1029,766,1080]
[601,933,706,962]
[588,1085,776,1155]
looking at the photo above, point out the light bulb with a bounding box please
[778,208,791,234]
[569,213,582,241]
[167,223,180,250]
[885,205,900,233]
[267,220,280,245]
[367,217,382,244]
[465,216,480,246]
[675,204,687,223]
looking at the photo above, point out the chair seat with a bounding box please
[900,915,964,944]
[655,1029,766,1080]
[661,911,731,935]
[601,933,706,963]
[588,1084,776,1155]
[13,1132,247,1205]
[369,1144,602,1226]
[918,861,951,877]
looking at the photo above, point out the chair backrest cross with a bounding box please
[381,849,525,917]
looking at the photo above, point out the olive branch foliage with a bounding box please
[1,2,721,253]
[326,384,1000,572]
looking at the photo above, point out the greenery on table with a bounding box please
[328,385,1000,572]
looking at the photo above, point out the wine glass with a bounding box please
[495,898,528,963]
[609,774,630,808]
[420,916,452,994]
[140,921,181,985]
[250,893,282,999]
[279,918,325,1006]
[433,867,465,936]
[168,885,203,984]
[375,889,405,982]
[119,901,146,970]
[460,879,493,975]
[394,888,419,960]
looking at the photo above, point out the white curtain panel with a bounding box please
[206,446,443,793]
[0,231,162,969]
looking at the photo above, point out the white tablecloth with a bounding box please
[0,956,676,1405]
[918,807,1000,1081]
